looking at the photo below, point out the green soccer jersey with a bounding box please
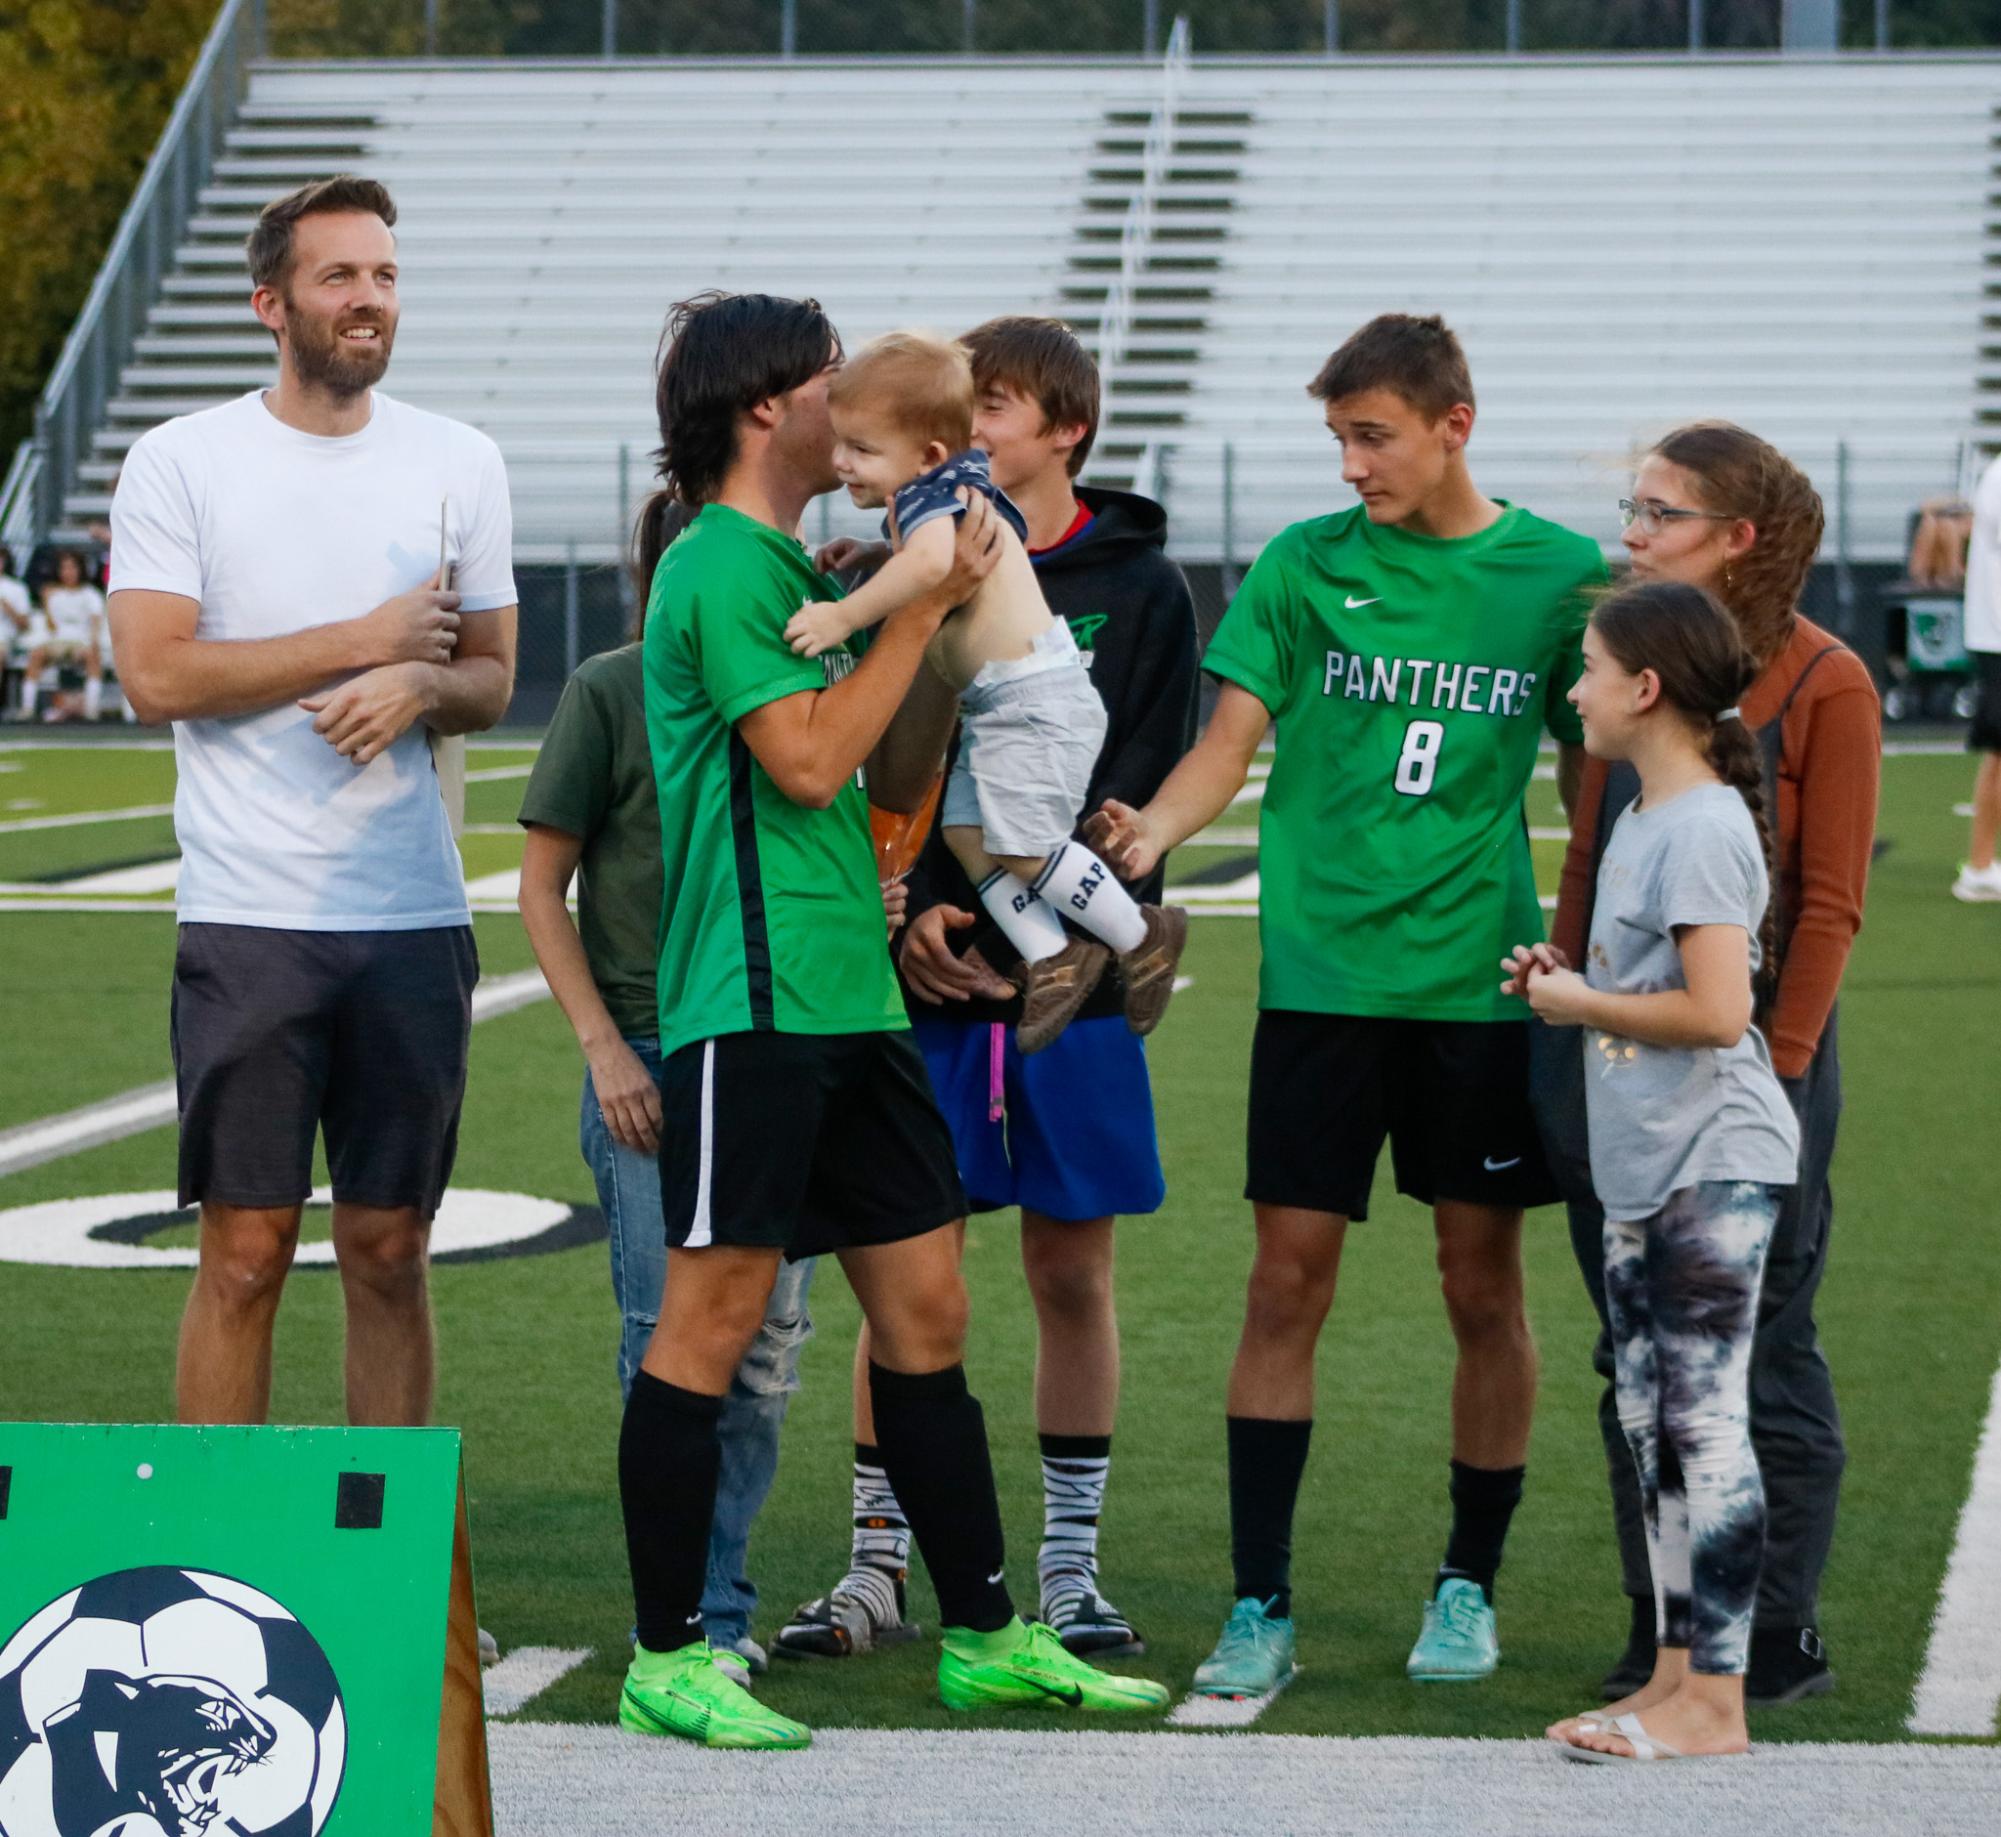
[644,503,905,1057]
[1204,502,1606,1022]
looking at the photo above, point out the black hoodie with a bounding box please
[896,484,1199,1026]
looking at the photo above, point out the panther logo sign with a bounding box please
[0,1567,345,1837]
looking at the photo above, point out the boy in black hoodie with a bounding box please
[775,318,1199,1663]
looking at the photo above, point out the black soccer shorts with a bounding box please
[171,922,477,1217]
[658,1029,968,1258]
[1246,1010,1558,1221]
[1968,651,2001,753]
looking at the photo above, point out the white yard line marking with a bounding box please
[1884,739,1971,757]
[467,764,535,783]
[484,1647,593,1718]
[0,738,175,752]
[57,858,181,894]
[1955,802,1975,817]
[466,868,523,902]
[1174,871,1260,903]
[1168,1672,1295,1728]
[486,1726,2001,1837]
[0,801,173,835]
[1910,1350,2001,1736]
[1227,780,1267,806]
[1189,825,1260,847]
[1528,826,1570,841]
[0,1082,179,1179]
[0,970,551,1179]
[1171,976,1193,993]
[463,822,523,835]
[0,898,173,913]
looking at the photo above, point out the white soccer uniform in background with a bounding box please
[110,389,516,929]
[1963,453,2001,657]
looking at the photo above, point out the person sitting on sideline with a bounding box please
[24,550,108,722]
[1510,579,1800,1763]
[107,175,516,1438]
[783,331,1187,1053]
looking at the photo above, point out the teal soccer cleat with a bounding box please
[1192,1596,1297,1699]
[1407,1577,1500,1682]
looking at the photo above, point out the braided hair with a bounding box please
[1591,579,1779,983]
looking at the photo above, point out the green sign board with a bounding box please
[0,1423,492,1837]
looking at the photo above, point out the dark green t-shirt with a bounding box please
[516,644,661,1040]
[644,503,905,1058]
[1204,502,1605,1022]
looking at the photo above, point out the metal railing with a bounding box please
[15,0,267,545]
[1094,15,1189,408]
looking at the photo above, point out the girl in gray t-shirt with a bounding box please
[1502,580,1799,1765]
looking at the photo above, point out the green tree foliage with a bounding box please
[0,0,216,473]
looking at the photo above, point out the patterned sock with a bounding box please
[850,1442,911,1581]
[977,868,1069,963]
[1032,842,1148,952]
[1037,1433,1112,1599]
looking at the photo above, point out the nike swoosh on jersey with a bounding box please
[1483,1156,1523,1172]
[1345,594,1381,608]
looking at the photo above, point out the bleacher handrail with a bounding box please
[25,0,266,545]
[1097,14,1189,404]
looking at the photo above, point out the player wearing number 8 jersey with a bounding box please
[1089,314,1605,1697]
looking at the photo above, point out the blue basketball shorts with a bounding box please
[911,1013,1165,1223]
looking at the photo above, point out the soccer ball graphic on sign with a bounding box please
[0,1566,345,1837]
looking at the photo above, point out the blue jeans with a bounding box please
[581,1038,815,1647]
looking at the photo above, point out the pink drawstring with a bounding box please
[988,1022,1006,1123]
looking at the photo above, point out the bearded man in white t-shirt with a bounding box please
[109,175,518,1428]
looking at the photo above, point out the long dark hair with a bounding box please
[644,288,836,504]
[1591,578,1779,982]
[628,497,698,638]
[1649,421,1824,667]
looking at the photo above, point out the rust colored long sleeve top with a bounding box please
[1551,615,1881,1080]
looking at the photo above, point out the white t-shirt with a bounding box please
[1962,453,2001,655]
[110,390,516,929]
[0,575,28,638]
[42,584,106,646]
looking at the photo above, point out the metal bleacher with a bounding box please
[19,38,2001,571]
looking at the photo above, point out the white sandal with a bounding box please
[1560,1711,1688,1763]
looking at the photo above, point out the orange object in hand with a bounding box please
[871,773,943,885]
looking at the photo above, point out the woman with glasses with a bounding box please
[1537,422,1880,1714]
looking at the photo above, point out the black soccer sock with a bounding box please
[1438,1458,1527,1603]
[618,1371,723,1652]
[1227,1415,1313,1619]
[868,1361,1015,1633]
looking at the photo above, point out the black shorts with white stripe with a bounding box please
[658,1030,968,1258]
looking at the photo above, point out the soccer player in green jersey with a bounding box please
[1091,314,1606,1697]
[615,291,1168,1750]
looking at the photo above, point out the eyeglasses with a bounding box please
[1619,497,1737,537]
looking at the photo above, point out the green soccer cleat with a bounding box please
[938,1618,1170,1715]
[1192,1596,1297,1700]
[1407,1577,1500,1682]
[618,1641,811,1749]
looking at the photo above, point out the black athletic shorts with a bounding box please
[1246,1010,1557,1221]
[1969,651,2001,752]
[171,922,478,1216]
[659,1030,967,1259]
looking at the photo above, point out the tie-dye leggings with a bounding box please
[1604,1179,1781,1676]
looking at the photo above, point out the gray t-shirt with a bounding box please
[1582,781,1800,1222]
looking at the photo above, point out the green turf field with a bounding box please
[1,736,1996,1747]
